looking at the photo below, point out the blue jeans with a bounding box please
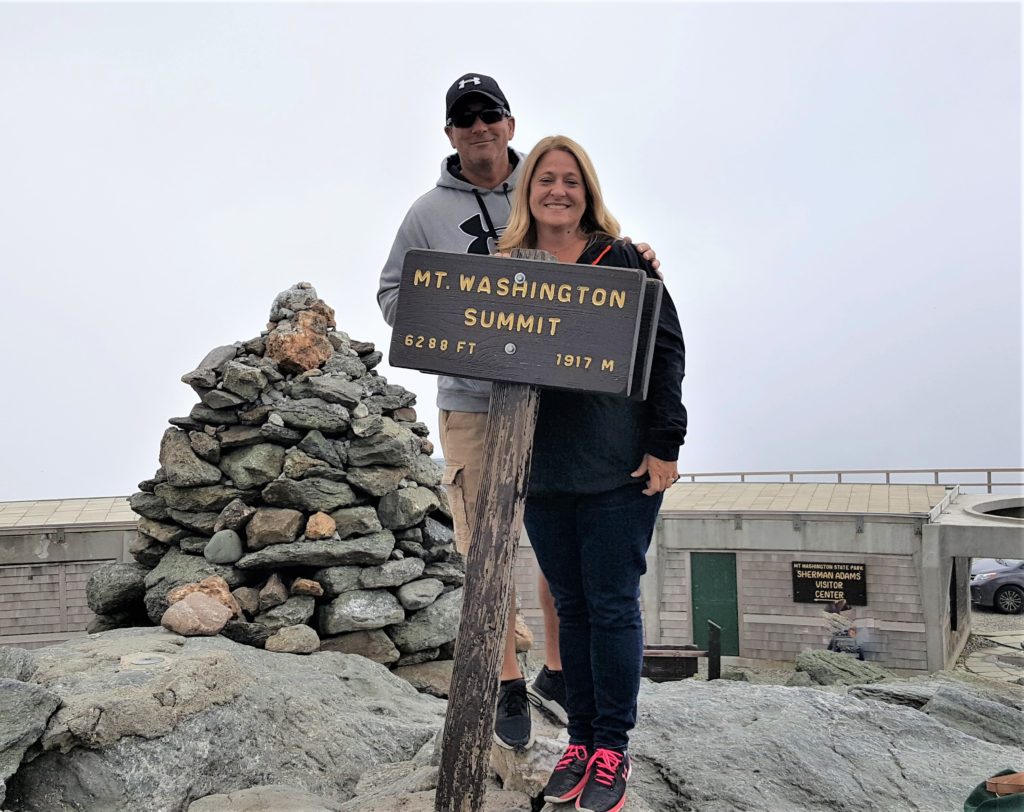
[524,483,662,751]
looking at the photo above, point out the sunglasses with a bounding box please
[447,107,509,128]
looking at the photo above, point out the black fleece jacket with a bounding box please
[528,239,688,496]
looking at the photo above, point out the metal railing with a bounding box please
[677,468,1023,494]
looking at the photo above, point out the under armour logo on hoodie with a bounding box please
[459,214,503,255]
[459,77,482,89]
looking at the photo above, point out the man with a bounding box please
[378,73,657,751]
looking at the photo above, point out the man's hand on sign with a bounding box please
[621,237,662,278]
[631,453,679,496]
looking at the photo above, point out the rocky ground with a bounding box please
[2,627,1022,812]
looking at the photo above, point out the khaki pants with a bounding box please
[438,409,488,556]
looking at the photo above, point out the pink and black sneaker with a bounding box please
[542,743,592,803]
[576,747,631,812]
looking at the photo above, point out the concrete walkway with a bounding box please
[963,631,1024,684]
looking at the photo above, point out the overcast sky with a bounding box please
[0,1,1019,502]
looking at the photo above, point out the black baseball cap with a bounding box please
[445,73,510,119]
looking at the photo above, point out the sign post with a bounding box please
[389,248,660,812]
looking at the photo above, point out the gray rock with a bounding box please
[236,532,395,569]
[87,608,150,634]
[258,573,289,612]
[348,418,420,468]
[329,506,383,539]
[421,517,454,549]
[127,491,169,520]
[190,402,240,426]
[624,678,1024,812]
[351,414,385,438]
[396,579,445,611]
[393,660,454,699]
[260,422,305,444]
[795,649,894,686]
[167,509,219,536]
[254,596,315,632]
[214,498,257,532]
[202,388,248,410]
[359,558,426,589]
[128,533,169,567]
[377,487,440,530]
[189,784,339,811]
[220,619,271,648]
[269,282,320,321]
[143,548,249,623]
[395,649,439,668]
[273,398,351,433]
[245,507,304,549]
[5,630,443,810]
[320,590,405,635]
[346,465,407,497]
[785,671,814,687]
[313,566,363,598]
[218,425,266,449]
[220,443,286,489]
[204,529,244,564]
[322,353,366,379]
[265,625,320,655]
[298,430,346,469]
[179,536,211,554]
[180,344,237,387]
[262,477,358,513]
[154,483,254,513]
[138,516,188,545]
[85,562,148,615]
[231,586,260,618]
[159,428,223,487]
[0,678,60,805]
[282,448,346,481]
[188,430,221,464]
[386,588,462,654]
[408,455,443,487]
[850,672,1024,748]
[221,360,269,401]
[422,561,466,588]
[0,647,36,682]
[287,375,364,407]
[319,630,401,665]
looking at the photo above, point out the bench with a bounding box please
[642,621,722,681]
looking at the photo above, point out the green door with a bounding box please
[690,552,740,656]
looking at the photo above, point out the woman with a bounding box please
[497,136,687,812]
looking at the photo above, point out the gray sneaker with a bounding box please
[527,666,568,725]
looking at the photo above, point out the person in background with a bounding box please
[377,74,660,751]
[497,134,687,812]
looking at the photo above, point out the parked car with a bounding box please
[970,558,1024,614]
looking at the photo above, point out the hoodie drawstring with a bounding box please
[473,189,500,248]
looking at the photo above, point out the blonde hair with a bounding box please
[498,135,621,252]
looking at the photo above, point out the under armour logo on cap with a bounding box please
[445,73,510,120]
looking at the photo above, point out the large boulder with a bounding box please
[85,562,148,615]
[386,588,462,654]
[0,679,60,806]
[4,629,444,810]
[795,649,894,686]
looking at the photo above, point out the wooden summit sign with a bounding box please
[389,248,662,812]
[389,249,655,396]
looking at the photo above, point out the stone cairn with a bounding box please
[85,283,464,664]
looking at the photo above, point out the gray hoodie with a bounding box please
[377,149,525,413]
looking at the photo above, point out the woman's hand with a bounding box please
[631,454,679,495]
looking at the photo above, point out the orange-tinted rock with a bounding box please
[266,310,333,374]
[305,511,337,540]
[161,592,233,636]
[290,577,324,598]
[514,613,534,653]
[167,575,241,618]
